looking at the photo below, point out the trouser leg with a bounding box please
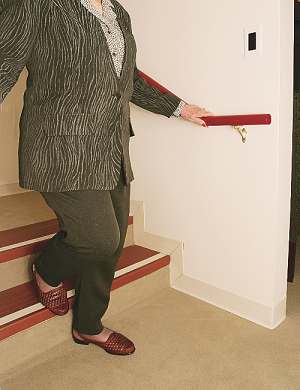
[35,172,130,334]
[73,175,130,334]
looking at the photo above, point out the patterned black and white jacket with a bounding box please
[0,0,180,192]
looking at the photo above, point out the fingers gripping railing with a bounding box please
[138,71,272,143]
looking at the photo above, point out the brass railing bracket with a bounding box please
[233,125,247,143]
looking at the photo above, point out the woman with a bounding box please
[0,0,213,355]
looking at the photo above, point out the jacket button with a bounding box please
[114,92,121,100]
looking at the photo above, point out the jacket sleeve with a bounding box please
[0,0,40,103]
[131,65,181,118]
[120,6,181,117]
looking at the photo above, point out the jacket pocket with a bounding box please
[43,114,93,137]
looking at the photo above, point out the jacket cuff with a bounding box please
[172,100,186,118]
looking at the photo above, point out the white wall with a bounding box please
[122,0,294,328]
[0,70,27,195]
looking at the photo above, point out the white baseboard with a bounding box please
[0,183,31,197]
[171,275,286,329]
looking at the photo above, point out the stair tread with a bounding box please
[0,191,134,252]
[115,245,159,271]
[0,217,133,265]
[0,217,133,253]
[0,219,60,249]
[0,192,56,232]
[0,245,162,320]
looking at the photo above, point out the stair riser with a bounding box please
[0,224,134,292]
[0,254,35,292]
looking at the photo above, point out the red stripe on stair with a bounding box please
[0,219,60,249]
[0,240,51,264]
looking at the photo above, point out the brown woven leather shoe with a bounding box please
[32,265,69,316]
[72,329,135,355]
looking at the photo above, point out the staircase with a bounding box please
[0,191,183,374]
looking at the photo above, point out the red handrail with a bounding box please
[138,71,272,126]
[203,114,271,126]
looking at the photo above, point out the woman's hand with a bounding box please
[180,104,214,127]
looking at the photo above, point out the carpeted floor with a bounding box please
[1,251,300,390]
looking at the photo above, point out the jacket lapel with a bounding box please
[52,0,85,28]
[111,0,136,82]
[52,0,135,82]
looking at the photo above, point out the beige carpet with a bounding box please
[1,254,300,390]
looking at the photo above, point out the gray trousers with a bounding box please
[35,171,130,335]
